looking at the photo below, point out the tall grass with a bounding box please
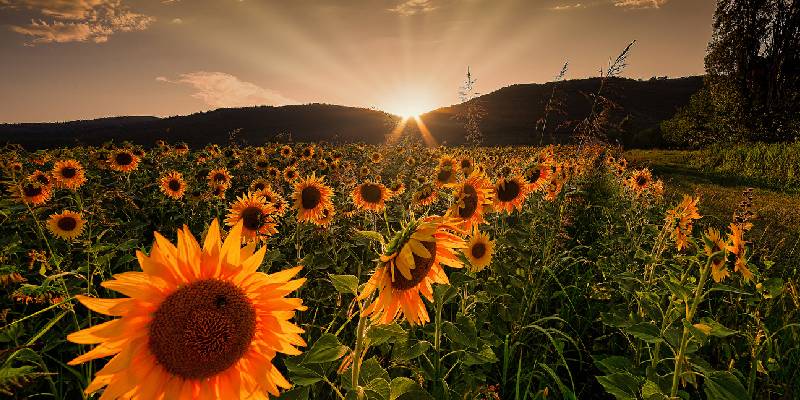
[691,142,800,191]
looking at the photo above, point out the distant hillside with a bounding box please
[0,76,703,149]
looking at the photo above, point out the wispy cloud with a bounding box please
[5,0,154,45]
[613,0,668,9]
[550,3,584,11]
[389,0,438,16]
[157,72,297,109]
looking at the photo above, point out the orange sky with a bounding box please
[0,0,716,123]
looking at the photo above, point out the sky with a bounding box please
[0,0,717,123]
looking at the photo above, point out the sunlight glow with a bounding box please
[380,87,437,118]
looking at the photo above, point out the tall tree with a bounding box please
[704,0,800,142]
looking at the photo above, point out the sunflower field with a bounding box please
[0,140,797,400]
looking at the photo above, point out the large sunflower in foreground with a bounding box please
[358,217,466,325]
[292,174,334,225]
[67,220,306,399]
[446,172,493,229]
[352,181,389,212]
[52,159,86,190]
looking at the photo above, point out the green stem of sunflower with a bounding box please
[351,313,368,398]
[669,257,712,398]
[434,301,443,393]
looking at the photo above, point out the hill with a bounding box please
[0,76,703,149]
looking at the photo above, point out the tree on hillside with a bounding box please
[665,0,800,146]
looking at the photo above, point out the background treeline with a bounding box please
[662,0,800,148]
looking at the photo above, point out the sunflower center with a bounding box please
[471,242,487,259]
[636,176,648,186]
[240,206,263,231]
[461,159,471,169]
[57,216,77,231]
[437,169,453,183]
[496,180,521,202]
[23,184,42,197]
[253,183,266,191]
[527,168,541,183]
[148,279,256,380]
[35,174,50,185]
[458,185,479,219]
[360,184,383,204]
[168,179,182,192]
[214,173,226,182]
[301,186,322,209]
[391,240,437,290]
[114,152,133,166]
[60,167,77,179]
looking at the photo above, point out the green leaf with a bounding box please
[366,323,406,346]
[704,371,748,400]
[356,230,385,244]
[596,373,643,400]
[283,358,323,386]
[624,322,663,343]
[364,378,390,400]
[462,343,498,365]
[664,279,692,301]
[329,274,359,296]
[641,380,669,400]
[694,318,737,338]
[389,377,433,400]
[594,356,633,375]
[277,386,310,400]
[442,321,472,348]
[301,333,348,364]
[433,284,458,307]
[391,340,430,361]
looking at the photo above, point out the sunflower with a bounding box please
[388,181,406,198]
[29,170,52,187]
[108,149,140,173]
[358,216,466,325]
[464,228,494,272]
[352,181,389,212]
[160,171,187,200]
[359,166,372,177]
[300,145,315,160]
[446,172,493,229]
[293,174,334,225]
[704,228,730,283]
[459,157,474,176]
[254,158,271,171]
[267,167,281,181]
[524,163,552,192]
[52,159,86,190]
[726,223,753,282]
[316,206,336,228]
[279,145,293,158]
[493,175,530,214]
[66,220,306,399]
[628,169,652,194]
[665,195,701,251]
[210,184,227,200]
[18,181,52,205]
[207,168,232,189]
[434,158,458,187]
[46,210,85,240]
[249,178,271,194]
[370,152,383,164]
[174,142,189,154]
[283,166,298,183]
[226,192,278,242]
[412,184,437,207]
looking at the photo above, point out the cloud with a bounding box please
[389,0,438,16]
[5,0,154,45]
[550,2,584,11]
[613,0,668,9]
[157,72,297,108]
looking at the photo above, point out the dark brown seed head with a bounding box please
[57,216,77,231]
[496,179,521,202]
[458,184,478,219]
[114,152,133,166]
[360,183,383,204]
[148,279,256,380]
[390,241,437,290]
[301,186,322,210]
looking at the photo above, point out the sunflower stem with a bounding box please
[669,257,712,398]
[351,313,368,397]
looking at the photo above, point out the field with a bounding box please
[1,141,798,400]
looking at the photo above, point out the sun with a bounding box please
[380,86,437,119]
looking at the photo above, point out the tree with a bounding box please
[673,0,800,145]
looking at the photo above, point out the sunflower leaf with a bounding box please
[301,333,349,364]
[329,274,359,296]
[389,377,433,400]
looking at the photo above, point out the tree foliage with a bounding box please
[664,0,800,147]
